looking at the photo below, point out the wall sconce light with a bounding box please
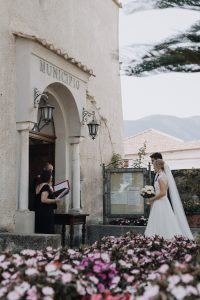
[82,108,99,140]
[32,88,55,132]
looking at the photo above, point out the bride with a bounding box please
[145,159,194,240]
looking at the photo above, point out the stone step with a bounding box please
[86,225,200,245]
[0,233,61,253]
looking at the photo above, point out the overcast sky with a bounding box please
[119,7,200,120]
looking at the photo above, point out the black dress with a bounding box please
[35,184,56,234]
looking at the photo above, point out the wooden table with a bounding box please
[54,213,89,248]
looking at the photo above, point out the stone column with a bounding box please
[70,138,81,212]
[14,122,35,233]
[18,129,29,210]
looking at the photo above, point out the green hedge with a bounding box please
[172,169,200,215]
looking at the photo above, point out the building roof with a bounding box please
[112,0,122,8]
[124,128,200,155]
[13,32,95,77]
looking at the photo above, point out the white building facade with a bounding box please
[0,0,123,232]
[124,129,200,170]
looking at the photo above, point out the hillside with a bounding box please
[124,115,200,141]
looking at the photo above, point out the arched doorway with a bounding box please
[29,82,81,216]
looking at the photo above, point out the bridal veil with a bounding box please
[164,163,194,240]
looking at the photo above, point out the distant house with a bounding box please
[124,129,200,170]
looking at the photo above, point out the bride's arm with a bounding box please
[147,178,167,204]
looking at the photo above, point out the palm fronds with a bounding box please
[120,22,200,76]
[123,0,200,14]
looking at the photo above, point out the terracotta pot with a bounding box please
[186,214,200,227]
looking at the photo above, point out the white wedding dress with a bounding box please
[145,171,193,240]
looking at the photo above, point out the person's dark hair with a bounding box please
[150,152,163,160]
[40,170,52,183]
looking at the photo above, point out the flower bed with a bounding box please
[109,216,148,226]
[0,233,199,300]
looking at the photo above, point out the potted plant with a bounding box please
[110,152,123,168]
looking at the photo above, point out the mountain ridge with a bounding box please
[123,115,200,141]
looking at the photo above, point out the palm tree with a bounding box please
[120,0,200,76]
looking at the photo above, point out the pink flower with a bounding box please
[93,265,101,273]
[91,295,102,300]
[98,283,105,293]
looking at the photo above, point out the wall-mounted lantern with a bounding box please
[82,108,99,140]
[32,88,55,132]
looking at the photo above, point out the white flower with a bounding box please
[0,255,5,262]
[112,276,120,285]
[144,285,159,298]
[89,275,99,284]
[158,264,169,273]
[21,249,36,257]
[42,287,54,296]
[171,286,187,300]
[45,264,57,273]
[25,258,37,267]
[25,268,38,276]
[76,280,86,295]
[46,246,53,251]
[62,273,73,283]
[127,249,134,255]
[168,275,180,287]
[101,253,110,263]
[15,282,30,296]
[2,272,11,279]
[186,285,197,296]
[68,249,76,255]
[181,274,193,283]
[196,283,200,294]
[61,264,72,271]
[0,287,7,298]
[7,291,20,300]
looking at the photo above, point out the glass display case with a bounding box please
[103,167,150,224]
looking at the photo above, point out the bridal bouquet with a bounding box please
[141,185,155,198]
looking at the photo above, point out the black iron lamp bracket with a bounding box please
[34,88,48,108]
[82,108,95,124]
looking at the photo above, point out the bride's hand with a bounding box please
[146,198,154,205]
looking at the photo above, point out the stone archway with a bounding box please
[32,82,82,210]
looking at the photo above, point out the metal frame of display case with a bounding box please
[102,164,151,224]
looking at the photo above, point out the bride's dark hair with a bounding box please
[154,159,164,170]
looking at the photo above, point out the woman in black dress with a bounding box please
[35,170,60,234]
